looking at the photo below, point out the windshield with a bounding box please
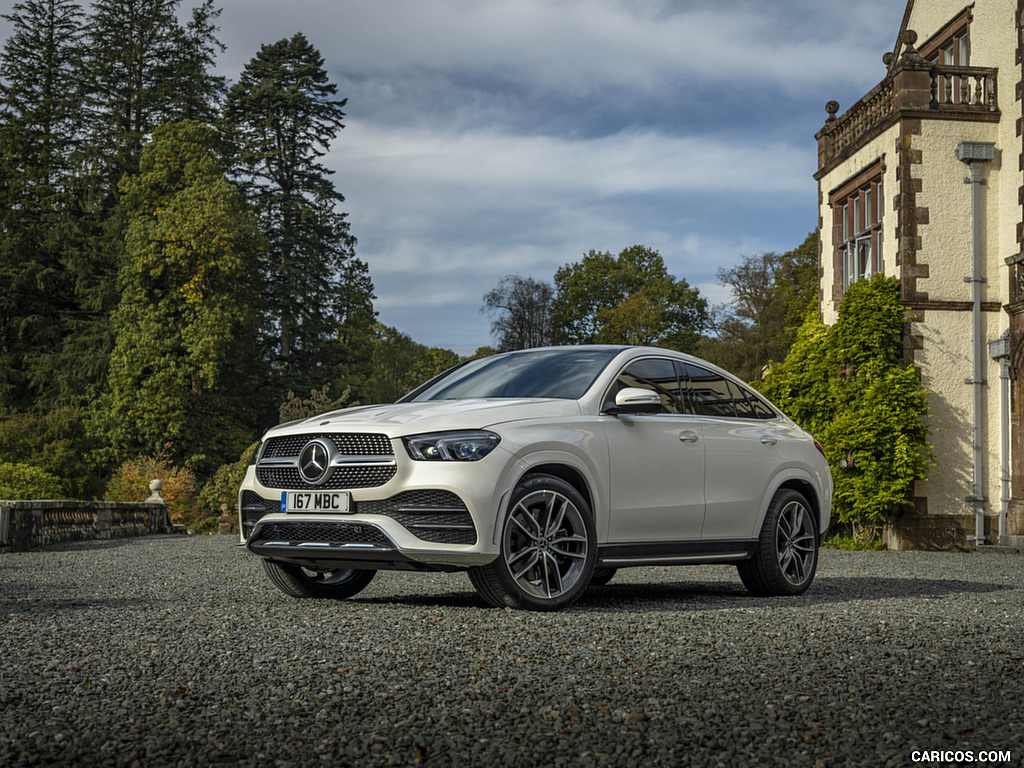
[402,348,621,402]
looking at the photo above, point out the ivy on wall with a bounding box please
[757,276,932,538]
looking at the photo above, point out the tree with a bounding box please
[364,325,461,404]
[481,274,553,351]
[223,32,375,397]
[0,0,227,415]
[0,0,87,411]
[701,231,818,382]
[82,0,225,187]
[756,276,931,541]
[550,245,708,352]
[101,120,262,475]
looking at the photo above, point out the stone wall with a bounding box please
[0,499,173,553]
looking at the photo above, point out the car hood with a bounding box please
[265,398,584,439]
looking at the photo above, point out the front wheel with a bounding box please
[263,559,376,599]
[737,488,818,596]
[469,474,596,611]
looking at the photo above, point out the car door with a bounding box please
[680,362,786,540]
[603,357,706,542]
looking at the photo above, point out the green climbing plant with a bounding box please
[757,276,932,540]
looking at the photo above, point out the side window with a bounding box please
[607,358,683,414]
[728,380,776,419]
[728,380,757,418]
[681,362,779,419]
[739,384,777,420]
[681,363,735,417]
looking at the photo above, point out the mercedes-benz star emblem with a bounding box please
[298,440,331,484]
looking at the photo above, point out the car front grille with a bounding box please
[357,490,477,545]
[256,432,397,491]
[250,521,393,547]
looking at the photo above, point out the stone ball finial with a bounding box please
[882,52,893,66]
[825,100,840,121]
[149,479,163,493]
[899,29,923,65]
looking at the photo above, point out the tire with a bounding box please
[588,568,617,587]
[469,474,596,611]
[737,488,818,597]
[263,559,376,599]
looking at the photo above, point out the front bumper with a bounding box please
[238,440,522,571]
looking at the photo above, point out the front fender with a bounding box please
[490,446,608,547]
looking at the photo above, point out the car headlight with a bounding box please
[249,440,264,465]
[403,431,501,461]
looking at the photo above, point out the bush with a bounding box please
[0,408,107,499]
[757,276,932,541]
[0,462,65,500]
[104,453,205,531]
[197,442,258,534]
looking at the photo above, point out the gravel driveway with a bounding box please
[1,535,1021,767]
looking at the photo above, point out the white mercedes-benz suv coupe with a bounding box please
[238,346,832,611]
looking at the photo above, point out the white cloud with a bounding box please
[333,120,812,199]
[216,0,896,97]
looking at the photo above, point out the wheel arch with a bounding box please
[489,452,603,547]
[755,470,829,542]
[520,462,595,515]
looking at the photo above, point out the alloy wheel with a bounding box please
[502,489,589,600]
[775,500,816,586]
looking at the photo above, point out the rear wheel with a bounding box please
[469,474,595,611]
[263,559,376,599]
[737,488,818,596]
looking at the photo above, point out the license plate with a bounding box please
[281,491,351,514]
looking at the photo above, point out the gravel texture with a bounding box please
[1,535,1022,767]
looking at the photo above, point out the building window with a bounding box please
[919,7,971,103]
[830,161,884,297]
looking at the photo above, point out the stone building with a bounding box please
[814,0,1024,548]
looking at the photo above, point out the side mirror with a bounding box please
[603,387,663,415]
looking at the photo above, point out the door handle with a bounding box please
[760,435,778,446]
[678,431,699,443]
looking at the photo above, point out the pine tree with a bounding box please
[0,0,87,411]
[224,32,375,399]
[82,0,225,189]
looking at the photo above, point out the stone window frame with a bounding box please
[829,160,884,299]
[919,6,972,104]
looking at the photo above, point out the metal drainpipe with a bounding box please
[989,333,1011,545]
[956,141,996,547]
[999,353,1010,542]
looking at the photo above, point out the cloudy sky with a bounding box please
[9,0,909,354]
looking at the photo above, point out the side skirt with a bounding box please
[596,539,758,568]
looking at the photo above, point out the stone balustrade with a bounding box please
[817,60,999,175]
[0,481,174,553]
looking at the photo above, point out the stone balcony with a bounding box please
[815,46,999,178]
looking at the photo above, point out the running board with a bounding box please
[596,539,757,568]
